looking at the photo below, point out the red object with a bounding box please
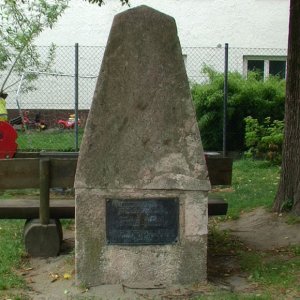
[0,121,18,159]
[57,118,80,129]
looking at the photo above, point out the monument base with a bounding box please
[75,189,207,287]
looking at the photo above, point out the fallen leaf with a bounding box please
[49,273,59,282]
[27,277,35,284]
[63,273,72,280]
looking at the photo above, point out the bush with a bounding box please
[191,66,285,150]
[244,116,284,163]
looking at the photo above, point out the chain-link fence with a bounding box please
[1,44,287,152]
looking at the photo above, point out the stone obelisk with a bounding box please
[75,5,210,287]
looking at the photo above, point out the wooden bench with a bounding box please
[0,153,77,219]
[206,154,232,216]
[0,152,231,219]
[0,153,78,256]
[0,152,231,256]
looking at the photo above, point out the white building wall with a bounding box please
[36,0,290,48]
[6,0,290,110]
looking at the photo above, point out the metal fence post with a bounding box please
[223,43,229,157]
[75,43,79,152]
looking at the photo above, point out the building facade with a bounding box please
[36,0,289,49]
[6,0,290,111]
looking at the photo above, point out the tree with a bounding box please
[273,0,300,215]
[0,0,69,93]
[85,0,129,6]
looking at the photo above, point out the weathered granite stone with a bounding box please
[24,219,62,257]
[75,5,210,287]
[76,189,208,286]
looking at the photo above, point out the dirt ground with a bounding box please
[7,207,300,300]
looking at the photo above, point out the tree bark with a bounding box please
[273,0,300,215]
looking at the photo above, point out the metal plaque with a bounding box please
[106,198,179,245]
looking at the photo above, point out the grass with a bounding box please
[286,214,300,225]
[240,250,300,291]
[16,128,83,152]
[215,159,281,219]
[0,191,36,293]
[0,220,26,291]
[208,226,300,299]
[0,189,39,199]
[0,189,71,294]
[207,159,299,299]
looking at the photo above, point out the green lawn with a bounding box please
[16,128,83,152]
[0,220,26,291]
[216,159,280,219]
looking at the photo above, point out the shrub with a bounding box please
[191,66,285,150]
[244,116,284,163]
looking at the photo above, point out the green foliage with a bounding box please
[280,197,294,212]
[86,0,129,6]
[290,245,300,255]
[286,215,300,225]
[240,250,300,290]
[191,66,285,150]
[244,116,284,163]
[0,0,69,92]
[0,220,26,290]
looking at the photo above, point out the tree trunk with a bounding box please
[273,0,300,215]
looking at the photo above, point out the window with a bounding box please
[247,60,264,80]
[243,56,287,80]
[269,60,286,79]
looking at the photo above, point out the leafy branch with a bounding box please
[0,0,69,93]
[85,0,129,6]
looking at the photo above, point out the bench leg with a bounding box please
[24,219,62,257]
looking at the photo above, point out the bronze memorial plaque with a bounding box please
[106,198,179,245]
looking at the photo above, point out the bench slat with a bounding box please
[50,159,77,188]
[0,153,229,218]
[206,157,233,186]
[7,153,232,187]
[0,158,77,189]
[207,196,228,216]
[0,197,227,219]
[0,199,75,219]
[0,159,40,189]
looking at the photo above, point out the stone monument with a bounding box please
[75,5,210,287]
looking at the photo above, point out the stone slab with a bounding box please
[24,219,62,257]
[76,189,208,286]
[75,5,210,191]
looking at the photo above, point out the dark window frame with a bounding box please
[243,55,287,80]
